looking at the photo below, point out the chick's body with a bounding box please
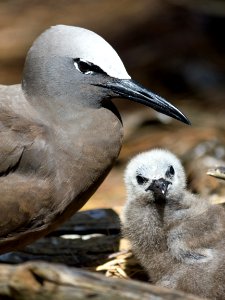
[122,149,225,299]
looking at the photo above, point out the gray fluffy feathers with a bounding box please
[122,149,225,299]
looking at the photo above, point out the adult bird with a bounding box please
[0,25,190,253]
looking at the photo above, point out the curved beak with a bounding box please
[95,79,190,125]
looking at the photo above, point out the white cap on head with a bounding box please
[33,25,131,80]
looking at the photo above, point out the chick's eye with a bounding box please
[166,165,175,177]
[73,58,107,75]
[136,175,149,185]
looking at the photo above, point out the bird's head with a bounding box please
[22,25,190,124]
[124,149,186,205]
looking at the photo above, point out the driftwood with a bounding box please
[0,209,120,267]
[207,166,225,180]
[0,234,120,267]
[0,261,203,300]
[47,208,120,236]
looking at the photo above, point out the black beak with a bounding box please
[146,178,171,197]
[96,79,190,125]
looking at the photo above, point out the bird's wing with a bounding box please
[0,96,54,246]
[0,117,28,175]
[168,204,225,263]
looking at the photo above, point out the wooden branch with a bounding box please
[47,208,120,236]
[0,234,120,266]
[0,209,120,267]
[0,261,203,300]
[207,167,225,180]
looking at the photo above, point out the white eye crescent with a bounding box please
[73,58,106,75]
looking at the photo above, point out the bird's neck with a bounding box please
[23,92,97,124]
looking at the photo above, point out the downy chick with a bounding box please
[122,149,225,299]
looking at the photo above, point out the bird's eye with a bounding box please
[73,58,107,75]
[166,165,175,178]
[74,59,92,74]
[136,175,149,185]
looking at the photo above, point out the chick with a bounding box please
[122,149,225,299]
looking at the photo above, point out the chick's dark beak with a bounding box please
[96,79,191,125]
[146,178,171,198]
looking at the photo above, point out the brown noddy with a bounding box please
[122,149,225,299]
[0,25,190,253]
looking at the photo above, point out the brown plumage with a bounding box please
[0,26,189,253]
[122,149,225,299]
[0,85,123,251]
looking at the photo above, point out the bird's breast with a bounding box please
[52,106,123,217]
